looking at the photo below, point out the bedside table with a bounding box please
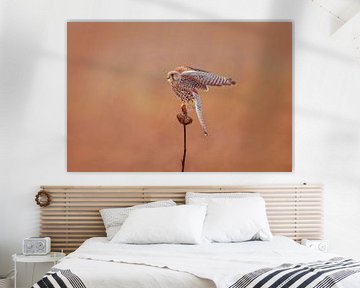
[12,252,65,288]
[301,239,328,252]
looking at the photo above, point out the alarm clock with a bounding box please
[23,237,51,255]
[301,239,328,252]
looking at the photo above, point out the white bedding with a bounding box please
[53,237,360,288]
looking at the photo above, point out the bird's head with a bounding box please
[167,71,181,83]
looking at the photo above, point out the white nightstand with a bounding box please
[301,239,328,252]
[12,252,65,288]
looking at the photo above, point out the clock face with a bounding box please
[318,242,327,252]
[23,237,51,255]
[36,241,45,250]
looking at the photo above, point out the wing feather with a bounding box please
[182,68,236,87]
[179,74,209,91]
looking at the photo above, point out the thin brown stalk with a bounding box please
[181,124,187,172]
[177,105,192,172]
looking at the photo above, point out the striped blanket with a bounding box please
[32,268,86,288]
[32,258,359,288]
[230,258,360,288]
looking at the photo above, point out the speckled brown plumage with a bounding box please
[167,66,236,136]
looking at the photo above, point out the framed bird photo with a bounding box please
[67,22,292,172]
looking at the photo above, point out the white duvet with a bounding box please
[53,237,360,288]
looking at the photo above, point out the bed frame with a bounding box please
[39,184,323,253]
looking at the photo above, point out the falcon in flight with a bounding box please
[167,66,236,136]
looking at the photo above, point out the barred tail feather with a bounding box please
[193,93,208,136]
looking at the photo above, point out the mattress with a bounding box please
[37,237,360,288]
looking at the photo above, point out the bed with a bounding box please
[33,236,360,288]
[33,185,360,288]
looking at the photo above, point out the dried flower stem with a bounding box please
[181,124,187,172]
[177,104,192,172]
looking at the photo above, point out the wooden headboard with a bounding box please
[39,184,323,253]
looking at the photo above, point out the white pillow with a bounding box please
[111,205,207,244]
[202,197,272,243]
[186,192,259,204]
[100,200,176,240]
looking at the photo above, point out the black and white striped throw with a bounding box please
[229,257,360,288]
[31,258,360,288]
[32,268,86,288]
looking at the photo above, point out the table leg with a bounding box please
[31,263,35,285]
[14,259,16,288]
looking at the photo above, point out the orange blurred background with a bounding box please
[67,22,292,172]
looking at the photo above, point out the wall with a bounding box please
[1,0,360,286]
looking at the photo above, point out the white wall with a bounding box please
[1,0,360,286]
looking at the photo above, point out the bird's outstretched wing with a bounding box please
[180,74,209,91]
[182,67,236,88]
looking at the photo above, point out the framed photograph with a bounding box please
[67,22,292,172]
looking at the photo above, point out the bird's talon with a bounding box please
[181,104,188,115]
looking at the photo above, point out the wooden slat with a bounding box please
[39,184,323,253]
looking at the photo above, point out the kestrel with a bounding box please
[167,66,236,136]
